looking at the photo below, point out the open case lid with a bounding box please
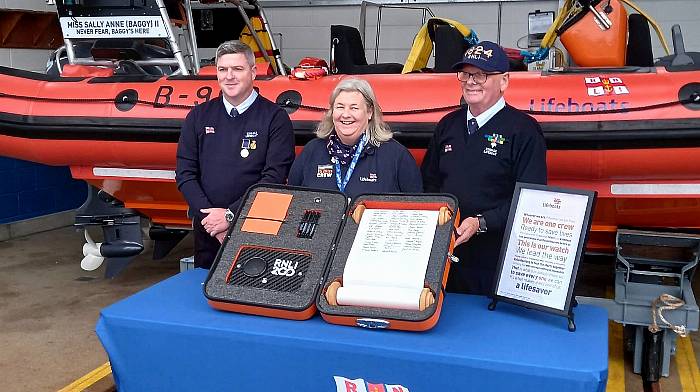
[317,193,459,330]
[203,184,348,317]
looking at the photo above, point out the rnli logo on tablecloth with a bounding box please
[444,144,452,152]
[359,172,378,182]
[334,376,410,392]
[205,126,215,134]
[483,133,506,156]
[585,76,629,96]
[317,164,333,178]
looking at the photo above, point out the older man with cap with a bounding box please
[421,41,547,295]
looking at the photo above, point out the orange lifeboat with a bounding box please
[1,0,700,258]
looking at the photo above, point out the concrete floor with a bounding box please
[0,226,189,392]
[1,225,699,391]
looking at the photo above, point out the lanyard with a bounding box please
[334,133,367,192]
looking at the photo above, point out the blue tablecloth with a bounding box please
[96,269,607,392]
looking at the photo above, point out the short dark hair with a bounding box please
[215,40,255,66]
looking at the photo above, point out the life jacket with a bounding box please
[240,16,278,73]
[402,18,474,73]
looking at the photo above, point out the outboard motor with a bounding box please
[75,187,144,278]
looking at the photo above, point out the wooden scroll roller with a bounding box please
[419,287,436,310]
[351,204,366,224]
[325,281,435,311]
[437,206,452,226]
[326,281,342,306]
[353,205,451,226]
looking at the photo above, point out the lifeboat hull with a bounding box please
[1,66,700,252]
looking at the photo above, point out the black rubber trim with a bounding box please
[1,113,700,149]
[542,66,656,75]
[87,75,163,84]
[0,65,85,82]
[167,75,218,81]
[0,112,181,142]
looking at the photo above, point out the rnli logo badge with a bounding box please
[444,144,452,152]
[359,173,378,182]
[483,133,505,156]
[317,164,333,178]
[205,126,215,134]
[585,76,629,96]
[245,131,258,138]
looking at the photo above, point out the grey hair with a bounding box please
[215,40,255,67]
[316,78,392,146]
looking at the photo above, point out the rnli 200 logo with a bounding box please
[270,258,299,277]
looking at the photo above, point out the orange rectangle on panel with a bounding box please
[240,192,293,235]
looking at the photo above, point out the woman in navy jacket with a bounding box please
[288,78,422,199]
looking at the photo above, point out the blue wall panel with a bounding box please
[0,157,87,224]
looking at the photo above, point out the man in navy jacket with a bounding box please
[176,41,294,269]
[421,41,547,295]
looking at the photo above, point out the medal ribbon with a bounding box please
[334,133,367,192]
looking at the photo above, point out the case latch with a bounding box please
[356,318,390,329]
[448,253,459,263]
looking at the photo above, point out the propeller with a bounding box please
[80,230,105,271]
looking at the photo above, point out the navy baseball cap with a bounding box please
[451,41,509,73]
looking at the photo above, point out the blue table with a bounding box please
[96,269,608,392]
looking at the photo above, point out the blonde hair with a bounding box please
[316,78,392,146]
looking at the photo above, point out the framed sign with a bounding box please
[488,183,596,331]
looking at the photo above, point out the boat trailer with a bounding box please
[578,229,700,385]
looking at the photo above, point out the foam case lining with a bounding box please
[204,184,348,320]
[204,185,458,330]
[317,193,458,331]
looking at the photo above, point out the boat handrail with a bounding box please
[359,1,435,65]
[156,0,190,75]
[53,0,286,77]
[187,0,286,75]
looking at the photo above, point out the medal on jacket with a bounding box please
[334,133,367,192]
[241,138,251,158]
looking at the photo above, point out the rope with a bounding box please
[1,91,697,117]
[285,97,698,116]
[648,293,688,337]
[287,100,463,115]
[0,92,196,110]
